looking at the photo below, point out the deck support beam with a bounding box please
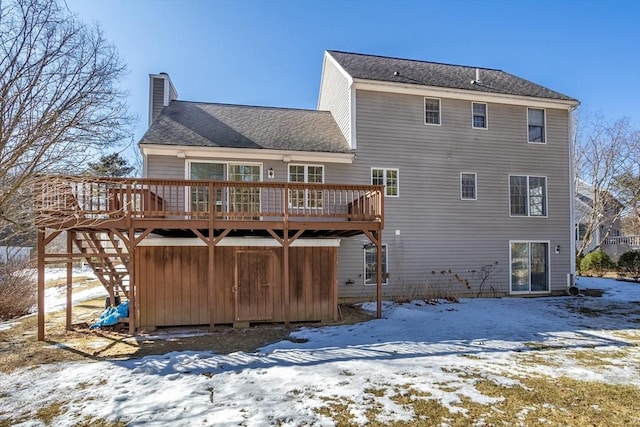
[127,226,136,335]
[37,229,45,341]
[66,231,73,330]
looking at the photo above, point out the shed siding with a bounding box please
[137,245,336,327]
[318,57,352,146]
[335,90,572,301]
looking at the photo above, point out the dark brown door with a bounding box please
[234,249,275,321]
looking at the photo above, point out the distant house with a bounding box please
[36,51,579,336]
[574,179,622,254]
[575,180,640,260]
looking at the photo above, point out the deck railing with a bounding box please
[604,235,640,248]
[35,176,384,227]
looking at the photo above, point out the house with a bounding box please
[575,179,640,262]
[34,51,579,339]
[575,179,622,254]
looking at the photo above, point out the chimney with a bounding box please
[148,73,178,126]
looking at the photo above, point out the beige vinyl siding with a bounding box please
[146,154,185,179]
[318,57,352,146]
[336,90,572,301]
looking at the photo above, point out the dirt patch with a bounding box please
[0,289,373,374]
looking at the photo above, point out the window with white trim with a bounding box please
[472,102,487,129]
[461,172,477,200]
[288,164,324,208]
[509,175,547,216]
[364,244,388,285]
[424,97,441,125]
[527,108,546,143]
[372,168,399,197]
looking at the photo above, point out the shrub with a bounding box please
[618,251,640,278]
[580,250,615,277]
[0,258,36,321]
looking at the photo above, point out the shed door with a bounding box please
[234,249,275,321]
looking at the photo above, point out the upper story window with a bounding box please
[461,172,477,200]
[424,97,441,125]
[510,175,547,217]
[527,108,546,143]
[289,164,324,208]
[372,168,399,197]
[472,102,487,129]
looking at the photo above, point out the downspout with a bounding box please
[567,104,580,295]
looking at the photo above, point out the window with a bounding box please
[228,164,261,215]
[576,224,587,240]
[188,162,261,216]
[472,102,487,129]
[424,97,441,125]
[364,244,387,285]
[461,173,477,200]
[189,162,225,214]
[527,108,545,143]
[510,241,549,293]
[288,164,324,208]
[372,168,399,197]
[509,175,547,217]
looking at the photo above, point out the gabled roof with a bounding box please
[139,101,351,153]
[327,50,578,102]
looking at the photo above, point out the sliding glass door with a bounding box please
[510,241,549,293]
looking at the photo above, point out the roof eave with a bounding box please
[140,144,355,164]
[352,78,579,110]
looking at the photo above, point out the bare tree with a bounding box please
[0,0,133,242]
[574,112,640,257]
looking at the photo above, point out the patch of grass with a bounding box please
[524,341,556,351]
[35,401,66,425]
[517,353,562,368]
[76,417,129,427]
[45,276,98,288]
[364,387,386,398]
[316,374,640,426]
[612,330,640,344]
[316,396,357,426]
[566,348,631,368]
[460,354,483,360]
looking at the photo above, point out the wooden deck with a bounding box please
[35,175,384,234]
[34,176,385,340]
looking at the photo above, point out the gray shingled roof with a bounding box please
[328,50,577,102]
[140,101,351,153]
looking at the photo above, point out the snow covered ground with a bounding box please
[41,267,107,314]
[1,277,639,425]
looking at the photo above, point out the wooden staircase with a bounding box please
[72,231,131,306]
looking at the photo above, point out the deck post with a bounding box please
[37,229,45,341]
[208,182,216,330]
[283,228,290,327]
[127,227,136,335]
[66,231,73,331]
[283,184,290,327]
[376,230,383,319]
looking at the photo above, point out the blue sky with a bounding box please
[66,0,640,159]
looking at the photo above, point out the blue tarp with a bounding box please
[90,301,129,329]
